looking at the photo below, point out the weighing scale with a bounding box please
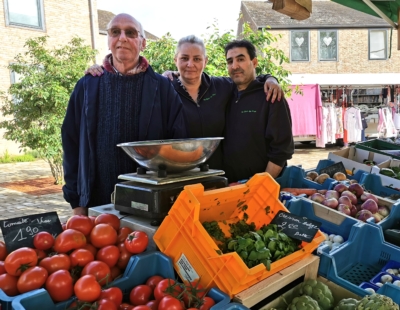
[113,138,228,225]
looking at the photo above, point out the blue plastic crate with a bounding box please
[359,281,380,293]
[287,198,358,241]
[318,222,400,298]
[359,173,400,200]
[370,272,400,287]
[376,283,400,305]
[12,251,230,310]
[0,289,48,310]
[381,260,400,273]
[223,302,250,309]
[276,165,336,191]
[367,200,400,249]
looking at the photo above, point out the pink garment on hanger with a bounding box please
[287,84,322,137]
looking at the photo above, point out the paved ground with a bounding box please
[0,142,341,241]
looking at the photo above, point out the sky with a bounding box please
[96,0,258,40]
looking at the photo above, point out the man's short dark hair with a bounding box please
[224,40,257,60]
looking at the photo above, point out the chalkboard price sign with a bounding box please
[0,212,63,253]
[270,210,321,243]
[319,162,347,178]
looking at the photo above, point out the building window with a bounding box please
[290,30,310,62]
[319,30,338,61]
[369,29,387,60]
[5,0,44,29]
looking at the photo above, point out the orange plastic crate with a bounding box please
[153,172,325,297]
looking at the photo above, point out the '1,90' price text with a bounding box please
[12,226,57,242]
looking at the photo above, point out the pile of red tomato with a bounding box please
[0,214,149,307]
[70,276,216,310]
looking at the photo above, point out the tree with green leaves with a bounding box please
[0,36,96,184]
[143,22,293,96]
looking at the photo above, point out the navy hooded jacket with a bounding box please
[61,66,187,208]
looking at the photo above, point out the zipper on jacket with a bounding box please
[178,84,211,108]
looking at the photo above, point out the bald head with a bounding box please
[107,13,145,38]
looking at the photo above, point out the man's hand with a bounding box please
[162,71,180,81]
[264,77,284,103]
[72,206,88,216]
[85,64,104,76]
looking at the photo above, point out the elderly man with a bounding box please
[223,40,294,183]
[62,13,187,215]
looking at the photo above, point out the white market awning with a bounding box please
[288,73,400,88]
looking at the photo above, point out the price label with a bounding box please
[270,210,321,243]
[0,212,63,252]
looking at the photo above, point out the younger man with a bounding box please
[222,40,294,183]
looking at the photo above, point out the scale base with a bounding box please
[114,176,228,221]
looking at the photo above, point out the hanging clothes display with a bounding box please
[316,104,337,147]
[378,107,397,138]
[395,93,400,130]
[344,106,362,143]
[287,84,322,137]
[335,107,343,139]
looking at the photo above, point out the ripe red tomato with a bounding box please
[89,215,97,223]
[0,273,18,296]
[97,298,118,310]
[0,261,6,275]
[145,275,164,290]
[99,287,123,307]
[95,214,120,231]
[34,249,47,262]
[81,260,111,286]
[0,241,8,261]
[45,270,74,302]
[53,229,87,253]
[116,243,133,270]
[74,274,101,302]
[4,247,38,276]
[96,245,120,268]
[70,248,94,268]
[17,266,48,293]
[119,303,134,310]
[116,227,133,244]
[39,254,71,274]
[145,300,160,310]
[183,280,206,307]
[154,279,182,301]
[66,215,94,236]
[124,231,148,254]
[110,265,122,280]
[90,224,117,248]
[132,306,152,310]
[81,243,98,257]
[33,231,55,250]
[129,284,152,305]
[199,296,216,310]
[158,296,184,310]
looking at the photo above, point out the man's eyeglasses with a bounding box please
[107,27,143,39]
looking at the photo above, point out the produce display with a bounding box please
[0,214,152,309]
[380,167,400,180]
[265,279,399,310]
[202,220,301,270]
[307,182,391,222]
[305,171,351,183]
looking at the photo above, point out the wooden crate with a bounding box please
[261,276,361,309]
[233,255,320,308]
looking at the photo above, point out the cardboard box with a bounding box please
[371,158,400,190]
[261,276,361,309]
[328,146,390,175]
